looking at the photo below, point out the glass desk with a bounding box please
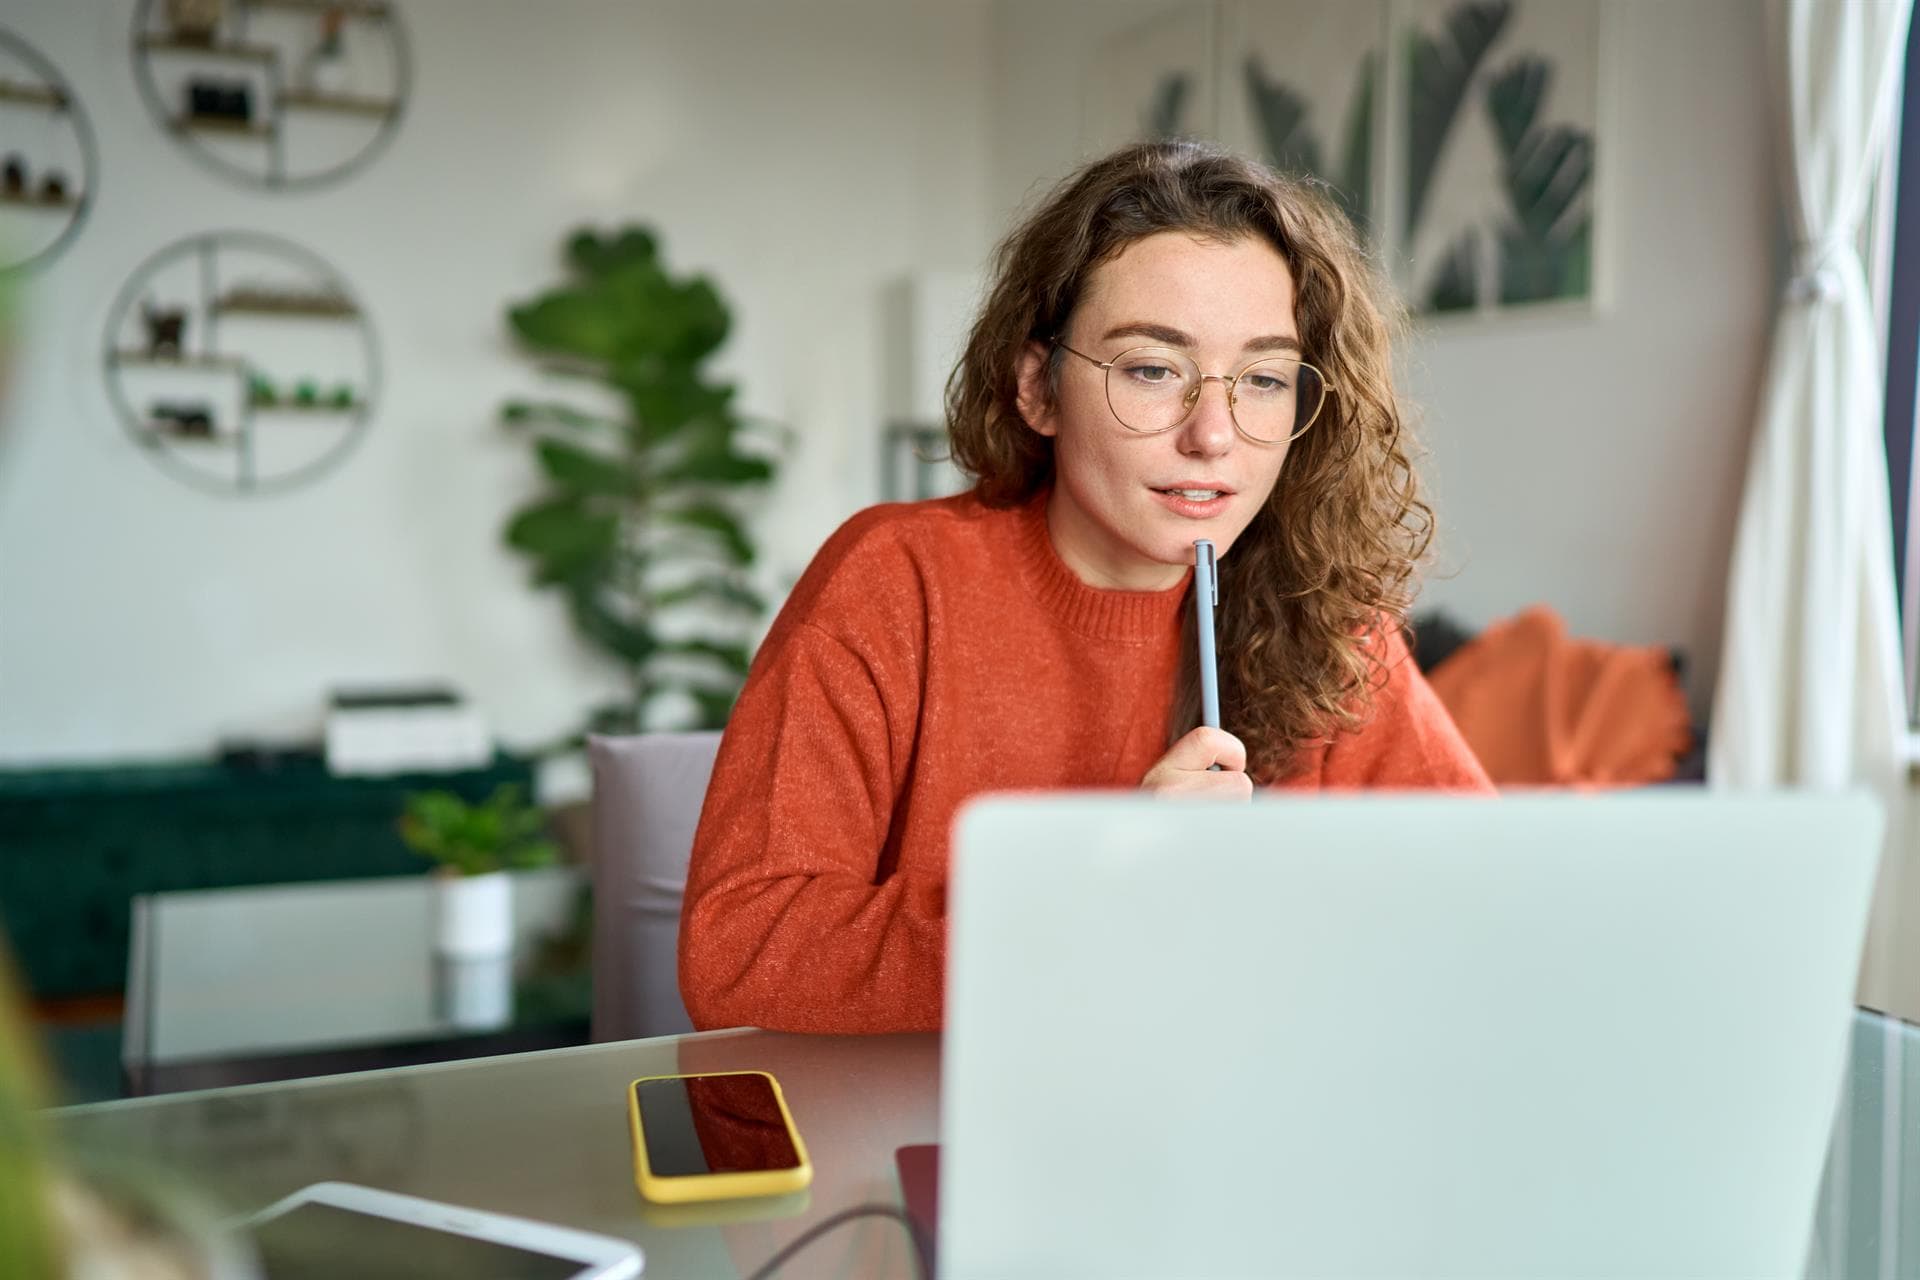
[122,869,591,1096]
[52,1010,1919,1278]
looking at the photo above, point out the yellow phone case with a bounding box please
[627,1070,814,1204]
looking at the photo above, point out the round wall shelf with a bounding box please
[103,231,381,496]
[0,27,98,273]
[131,0,410,191]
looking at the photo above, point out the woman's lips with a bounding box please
[1149,486,1232,519]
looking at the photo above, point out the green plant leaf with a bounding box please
[1244,56,1323,180]
[1506,125,1592,241]
[650,575,767,614]
[1485,57,1548,158]
[1480,59,1593,308]
[569,592,659,665]
[656,449,774,486]
[508,292,627,364]
[587,698,644,736]
[689,686,739,729]
[507,838,563,870]
[505,497,620,578]
[509,242,728,368]
[503,400,620,434]
[1335,51,1375,233]
[567,226,659,279]
[1424,231,1480,312]
[396,786,556,875]
[535,439,634,497]
[658,417,775,485]
[1498,215,1590,305]
[658,503,755,565]
[1146,72,1189,140]
[622,377,737,443]
[1405,0,1513,237]
[656,636,754,675]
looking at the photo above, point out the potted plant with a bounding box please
[500,226,782,740]
[399,786,560,1030]
[397,785,559,960]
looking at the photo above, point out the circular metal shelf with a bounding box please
[102,230,382,497]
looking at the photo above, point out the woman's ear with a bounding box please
[1013,340,1059,438]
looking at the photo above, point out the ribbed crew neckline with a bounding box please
[1008,488,1191,643]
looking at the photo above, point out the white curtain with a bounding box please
[1710,0,1912,797]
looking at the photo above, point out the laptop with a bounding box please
[935,791,1881,1279]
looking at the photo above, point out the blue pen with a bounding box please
[1194,540,1221,769]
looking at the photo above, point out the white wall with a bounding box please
[0,0,994,764]
[991,0,1775,722]
[1405,2,1774,724]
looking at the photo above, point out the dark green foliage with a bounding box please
[1425,231,1480,312]
[397,785,560,876]
[1405,0,1512,237]
[1147,72,1190,139]
[1484,58,1593,305]
[502,226,778,734]
[1245,55,1323,180]
[1485,55,1546,156]
[1335,51,1376,234]
[1244,53,1372,236]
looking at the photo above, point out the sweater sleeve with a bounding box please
[678,607,943,1034]
[1314,624,1496,791]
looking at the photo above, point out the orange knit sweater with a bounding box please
[679,491,1492,1034]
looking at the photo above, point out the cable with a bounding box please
[739,1201,932,1280]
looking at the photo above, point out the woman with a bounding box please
[679,140,1491,1035]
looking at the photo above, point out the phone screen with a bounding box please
[251,1203,589,1279]
[635,1073,801,1177]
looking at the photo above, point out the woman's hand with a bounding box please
[1140,727,1254,801]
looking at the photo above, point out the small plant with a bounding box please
[397,785,560,877]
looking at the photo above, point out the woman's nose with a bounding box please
[1177,377,1237,455]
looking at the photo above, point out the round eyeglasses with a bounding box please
[1053,339,1327,444]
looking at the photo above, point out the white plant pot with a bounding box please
[434,952,512,1031]
[434,869,512,959]
[433,871,513,1030]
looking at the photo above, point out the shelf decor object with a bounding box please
[0,27,99,272]
[130,0,410,190]
[101,230,381,496]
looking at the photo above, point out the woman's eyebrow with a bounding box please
[1099,322,1303,355]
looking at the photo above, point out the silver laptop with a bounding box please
[939,791,1881,1279]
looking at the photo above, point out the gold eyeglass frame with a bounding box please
[1052,338,1328,444]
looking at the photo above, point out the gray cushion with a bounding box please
[588,731,722,1042]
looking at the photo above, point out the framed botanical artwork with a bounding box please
[1398,0,1604,317]
[1080,0,1609,321]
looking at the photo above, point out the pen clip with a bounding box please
[1195,540,1218,607]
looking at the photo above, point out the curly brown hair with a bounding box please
[946,139,1433,782]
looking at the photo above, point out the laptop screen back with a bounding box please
[940,791,1879,1279]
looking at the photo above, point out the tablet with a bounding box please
[242,1181,642,1279]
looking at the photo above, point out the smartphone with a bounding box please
[627,1070,813,1204]
[242,1181,642,1279]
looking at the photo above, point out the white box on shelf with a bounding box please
[324,686,493,776]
